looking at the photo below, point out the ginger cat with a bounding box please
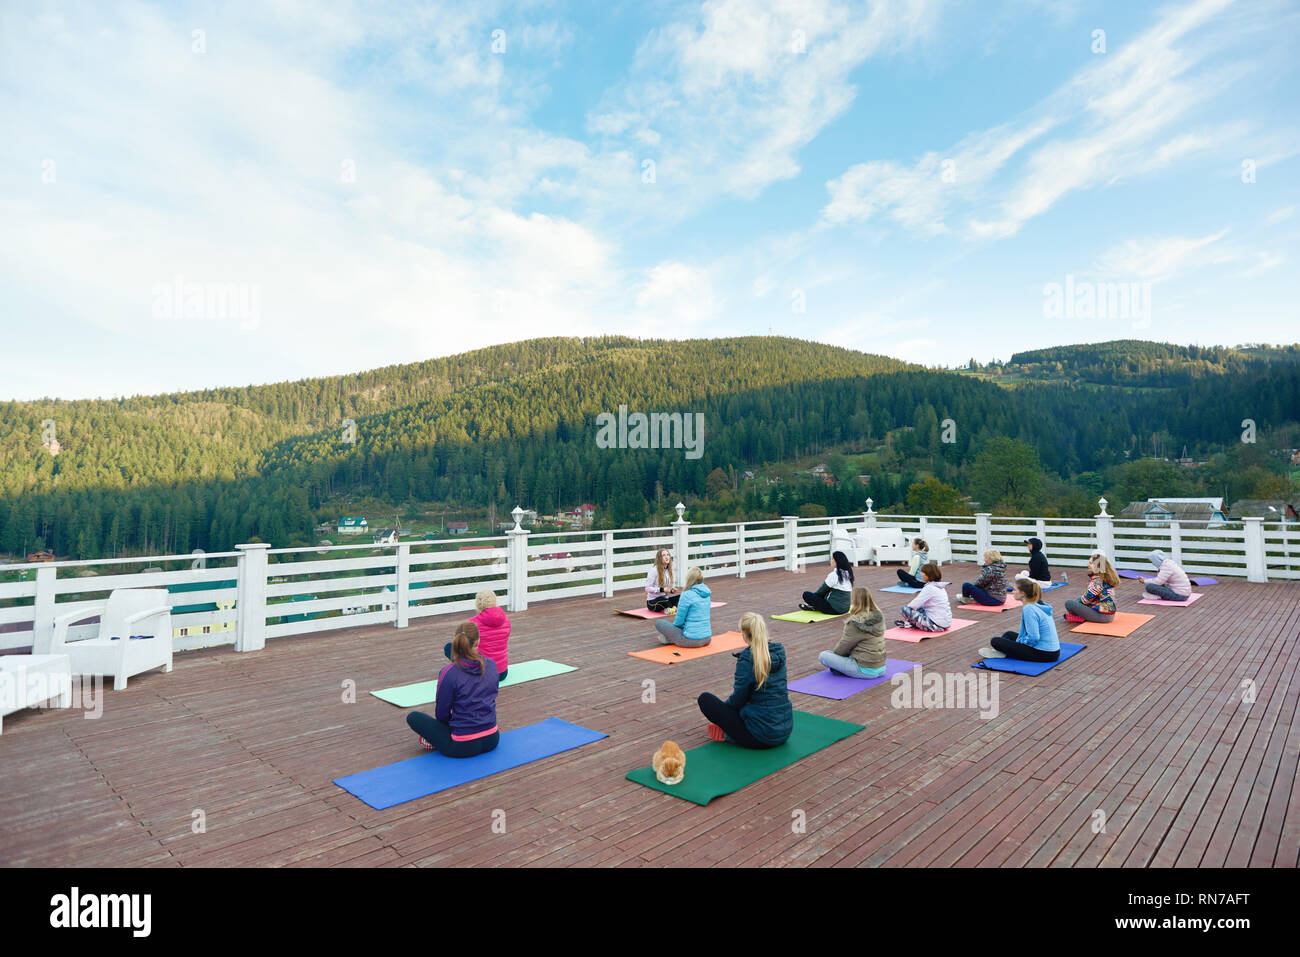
[653,740,686,785]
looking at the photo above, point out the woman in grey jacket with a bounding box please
[818,587,886,678]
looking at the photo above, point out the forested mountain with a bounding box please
[996,340,1300,387]
[2,337,1297,560]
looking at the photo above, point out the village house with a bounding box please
[1119,497,1227,528]
[336,516,368,536]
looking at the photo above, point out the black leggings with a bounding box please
[406,711,500,758]
[444,642,506,681]
[897,570,923,588]
[991,631,1060,662]
[802,589,848,615]
[647,594,679,613]
[697,693,781,750]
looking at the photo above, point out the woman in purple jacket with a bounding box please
[406,621,500,757]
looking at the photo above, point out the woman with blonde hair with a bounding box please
[958,548,1008,606]
[697,612,792,749]
[819,587,886,678]
[407,621,500,756]
[655,567,713,647]
[464,588,511,681]
[644,548,681,613]
[1064,552,1119,623]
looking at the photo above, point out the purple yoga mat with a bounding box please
[1189,576,1219,586]
[1117,569,1144,580]
[789,659,920,700]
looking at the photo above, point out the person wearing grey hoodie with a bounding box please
[818,587,886,678]
[1142,550,1192,601]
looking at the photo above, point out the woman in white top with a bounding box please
[800,551,855,615]
[645,548,681,612]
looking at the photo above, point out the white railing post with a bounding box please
[783,515,799,571]
[234,543,270,653]
[737,523,747,579]
[672,503,689,587]
[864,499,877,529]
[394,543,411,628]
[1243,517,1267,583]
[507,527,530,612]
[602,531,615,598]
[1036,518,1047,548]
[975,513,992,558]
[1169,522,1183,565]
[919,515,929,539]
[1095,498,1115,560]
[30,564,57,655]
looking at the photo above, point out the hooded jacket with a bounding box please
[725,642,793,745]
[1015,601,1060,652]
[833,608,886,670]
[1025,538,1051,582]
[434,656,500,738]
[1148,551,1191,596]
[469,605,511,673]
[672,582,713,640]
[908,581,953,629]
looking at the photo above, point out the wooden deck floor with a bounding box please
[3,564,1298,868]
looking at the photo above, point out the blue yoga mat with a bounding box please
[972,641,1086,676]
[881,584,921,594]
[1006,582,1067,592]
[333,717,607,810]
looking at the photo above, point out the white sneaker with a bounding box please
[657,632,671,644]
[978,647,1007,658]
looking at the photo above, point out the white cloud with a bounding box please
[1094,230,1230,282]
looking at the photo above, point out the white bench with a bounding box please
[0,654,72,733]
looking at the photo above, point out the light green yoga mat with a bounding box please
[625,711,866,805]
[370,658,577,708]
[772,609,846,623]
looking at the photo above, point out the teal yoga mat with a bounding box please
[370,658,576,708]
[625,711,865,805]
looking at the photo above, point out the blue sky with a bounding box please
[2,0,1298,399]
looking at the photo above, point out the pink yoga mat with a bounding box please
[963,596,1022,613]
[1137,592,1203,607]
[615,601,727,619]
[884,618,977,643]
[789,659,920,699]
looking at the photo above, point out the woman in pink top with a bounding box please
[1141,550,1192,602]
[443,590,511,681]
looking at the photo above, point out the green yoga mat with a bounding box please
[625,711,865,805]
[370,658,577,708]
[772,609,846,623]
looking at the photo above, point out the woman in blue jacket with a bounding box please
[406,621,501,756]
[697,612,793,749]
[655,567,713,647]
[978,579,1060,662]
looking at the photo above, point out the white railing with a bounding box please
[1,503,1288,657]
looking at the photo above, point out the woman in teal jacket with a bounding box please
[654,567,713,647]
[979,579,1060,662]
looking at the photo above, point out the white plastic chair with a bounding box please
[865,528,911,565]
[50,589,173,690]
[925,527,954,564]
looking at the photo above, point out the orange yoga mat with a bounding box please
[963,596,1022,613]
[627,630,746,664]
[1070,612,1155,637]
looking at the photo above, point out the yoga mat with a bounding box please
[334,717,607,810]
[1006,582,1067,592]
[625,711,865,806]
[1117,569,1144,580]
[883,618,978,643]
[973,642,1086,676]
[1138,592,1203,607]
[789,659,920,699]
[881,585,922,594]
[370,659,577,708]
[963,596,1022,612]
[616,601,727,619]
[1070,612,1155,637]
[772,609,846,623]
[628,630,746,664]
[1190,576,1219,586]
